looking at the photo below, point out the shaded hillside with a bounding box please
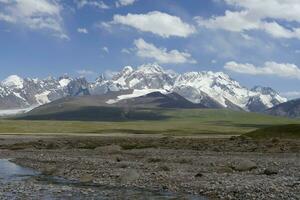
[244,124,300,139]
[16,91,205,121]
[265,98,300,118]
[114,92,206,108]
[18,106,168,121]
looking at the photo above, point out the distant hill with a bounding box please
[17,91,206,121]
[265,98,300,118]
[113,91,207,109]
[244,124,300,139]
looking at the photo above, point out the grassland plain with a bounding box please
[0,109,299,135]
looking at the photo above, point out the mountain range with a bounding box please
[0,63,287,114]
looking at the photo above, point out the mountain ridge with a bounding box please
[0,63,287,113]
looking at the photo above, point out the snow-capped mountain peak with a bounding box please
[112,66,133,84]
[2,75,24,89]
[109,63,175,90]
[251,86,277,96]
[95,74,106,83]
[58,75,72,88]
[137,63,165,74]
[122,66,134,75]
[173,70,249,109]
[247,85,287,111]
[251,85,287,103]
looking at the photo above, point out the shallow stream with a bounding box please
[0,159,206,199]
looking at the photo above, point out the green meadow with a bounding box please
[0,109,299,135]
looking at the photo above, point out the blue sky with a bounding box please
[0,0,299,98]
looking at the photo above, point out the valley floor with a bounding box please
[0,134,299,199]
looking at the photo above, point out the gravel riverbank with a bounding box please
[0,135,299,199]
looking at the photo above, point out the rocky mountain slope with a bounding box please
[265,98,300,118]
[0,64,287,113]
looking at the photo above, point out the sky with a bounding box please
[0,0,299,99]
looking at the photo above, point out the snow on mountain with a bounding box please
[102,64,286,111]
[172,72,287,111]
[251,86,286,104]
[2,75,24,89]
[59,78,72,88]
[35,91,51,105]
[91,64,286,111]
[106,89,167,104]
[0,64,287,113]
[90,64,175,95]
[173,71,250,109]
[67,77,90,96]
[246,86,287,112]
[0,75,89,111]
[120,64,174,90]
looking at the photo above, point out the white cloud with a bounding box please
[224,0,300,22]
[225,61,300,79]
[121,48,131,54]
[281,91,300,100]
[196,0,300,40]
[196,11,260,32]
[112,11,196,38]
[0,0,68,39]
[77,27,88,34]
[116,0,137,8]
[0,13,15,23]
[76,69,96,76]
[134,38,197,64]
[97,21,112,31]
[75,0,109,9]
[262,22,300,39]
[102,46,109,53]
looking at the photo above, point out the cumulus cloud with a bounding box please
[196,0,300,40]
[134,38,197,64]
[225,61,300,79]
[224,0,300,22]
[0,0,68,39]
[77,27,88,34]
[196,11,259,32]
[112,11,196,38]
[116,0,137,8]
[75,0,109,9]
